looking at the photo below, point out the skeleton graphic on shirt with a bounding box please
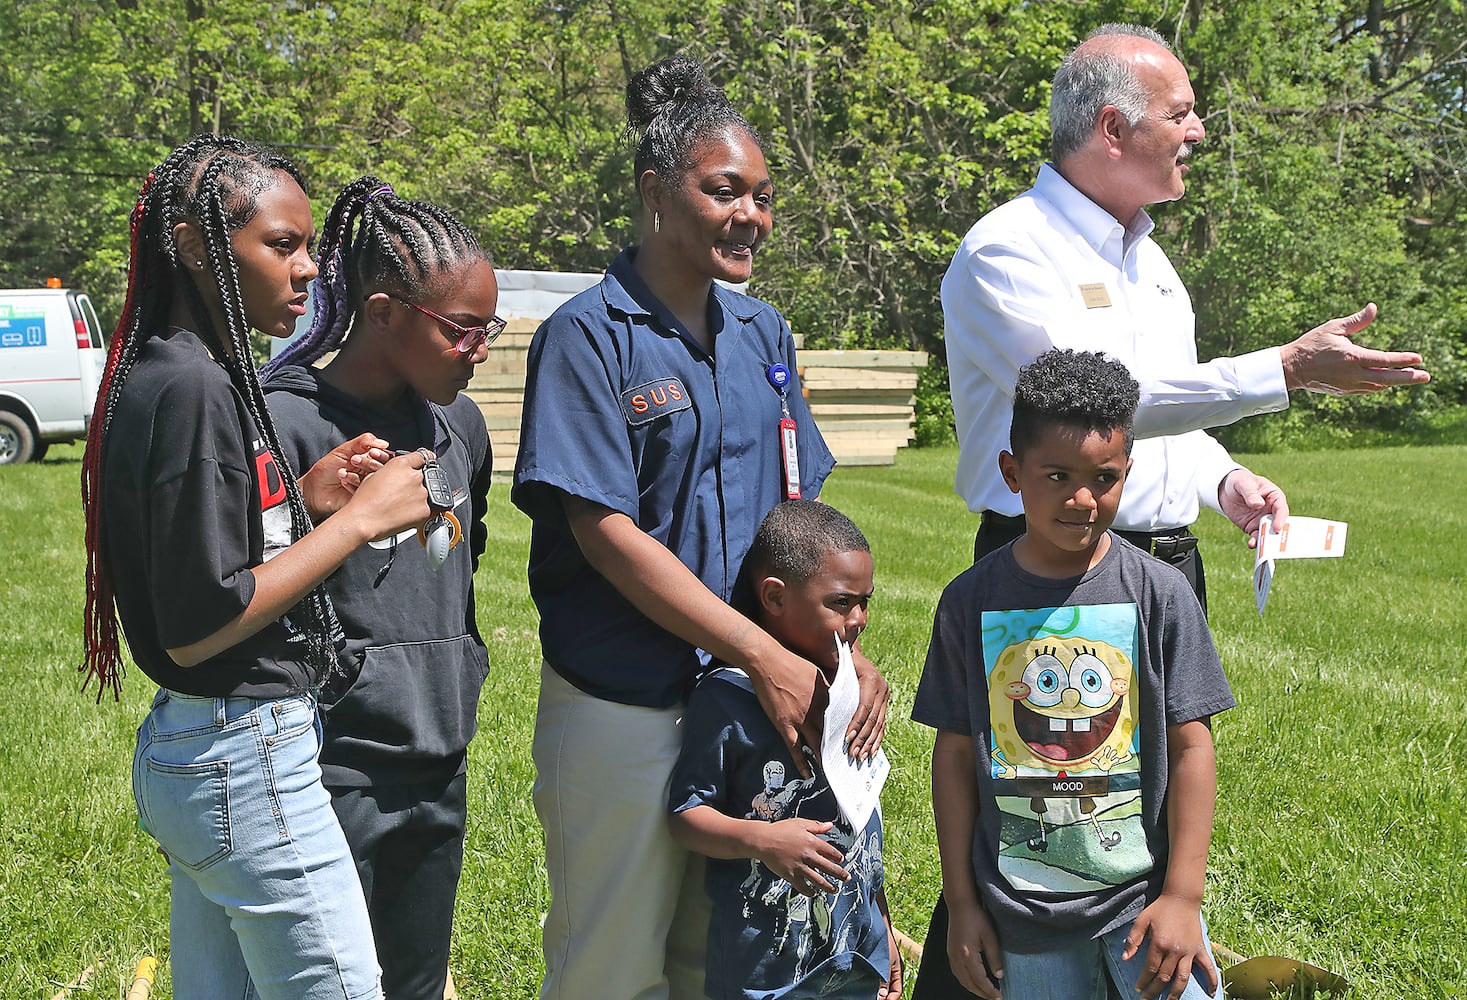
[737,751,879,978]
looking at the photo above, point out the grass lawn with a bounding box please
[1,442,1463,998]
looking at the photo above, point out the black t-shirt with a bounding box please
[102,328,315,696]
[669,667,888,999]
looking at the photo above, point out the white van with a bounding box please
[0,283,107,464]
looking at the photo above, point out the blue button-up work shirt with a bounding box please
[512,249,835,707]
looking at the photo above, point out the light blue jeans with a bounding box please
[133,689,382,1000]
[1000,918,1223,1000]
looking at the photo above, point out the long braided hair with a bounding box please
[262,176,489,375]
[81,134,343,699]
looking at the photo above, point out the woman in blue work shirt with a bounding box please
[512,55,890,1000]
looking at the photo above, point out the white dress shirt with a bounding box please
[944,163,1289,531]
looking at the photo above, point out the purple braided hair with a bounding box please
[261,176,489,376]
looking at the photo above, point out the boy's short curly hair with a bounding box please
[1009,348,1140,457]
[745,500,870,587]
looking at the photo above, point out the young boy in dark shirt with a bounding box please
[913,349,1232,1000]
[669,499,902,999]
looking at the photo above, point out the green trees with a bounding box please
[2,0,1462,443]
[672,0,1067,351]
[1159,0,1467,446]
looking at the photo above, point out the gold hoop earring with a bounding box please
[654,212,661,234]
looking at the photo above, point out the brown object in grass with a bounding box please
[1223,955,1351,998]
[891,925,925,965]
[125,957,159,1000]
[48,964,93,1000]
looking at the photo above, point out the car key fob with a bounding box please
[422,456,454,512]
[402,450,462,571]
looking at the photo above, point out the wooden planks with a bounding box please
[467,328,927,470]
[798,349,927,466]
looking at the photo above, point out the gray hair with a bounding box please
[1050,23,1171,163]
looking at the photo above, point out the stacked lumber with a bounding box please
[798,349,928,466]
[465,323,928,470]
[464,319,539,471]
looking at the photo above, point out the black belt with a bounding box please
[1115,528,1199,560]
[980,512,1198,561]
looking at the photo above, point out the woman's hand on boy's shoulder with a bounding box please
[746,643,826,775]
[848,644,890,760]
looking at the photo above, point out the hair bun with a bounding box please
[625,55,723,133]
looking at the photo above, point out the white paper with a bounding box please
[821,636,890,830]
[1257,515,1348,561]
[1253,515,1349,615]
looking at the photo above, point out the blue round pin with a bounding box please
[765,363,791,393]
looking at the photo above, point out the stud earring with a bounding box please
[194,260,204,267]
[654,212,660,234]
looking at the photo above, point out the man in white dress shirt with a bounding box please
[915,22,1430,1000]
[947,24,1428,574]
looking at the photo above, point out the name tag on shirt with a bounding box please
[620,378,691,426]
[1079,283,1112,309]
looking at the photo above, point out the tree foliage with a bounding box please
[2,0,1463,439]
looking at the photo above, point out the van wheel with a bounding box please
[0,412,36,464]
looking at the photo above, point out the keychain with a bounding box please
[407,449,462,570]
[766,363,801,500]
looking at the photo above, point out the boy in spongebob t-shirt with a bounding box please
[913,349,1233,1000]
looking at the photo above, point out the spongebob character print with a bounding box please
[983,603,1150,896]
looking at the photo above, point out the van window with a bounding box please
[78,295,104,348]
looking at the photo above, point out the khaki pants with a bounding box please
[533,663,710,1000]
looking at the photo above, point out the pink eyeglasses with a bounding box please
[389,294,506,354]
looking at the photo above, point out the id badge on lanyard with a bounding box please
[766,363,801,500]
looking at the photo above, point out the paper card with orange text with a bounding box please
[1254,514,1349,614]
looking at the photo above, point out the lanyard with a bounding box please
[766,363,801,500]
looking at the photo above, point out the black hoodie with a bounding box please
[264,364,492,786]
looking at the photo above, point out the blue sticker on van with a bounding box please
[0,307,48,349]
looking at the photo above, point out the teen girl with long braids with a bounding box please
[262,177,498,1000]
[512,55,890,999]
[81,135,432,999]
